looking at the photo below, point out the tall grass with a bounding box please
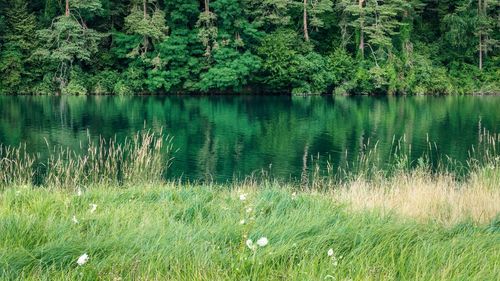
[0,130,174,189]
[0,144,35,187]
[1,131,499,279]
[303,130,500,186]
[1,129,499,225]
[0,184,498,280]
[332,168,500,225]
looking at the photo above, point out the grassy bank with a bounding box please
[1,182,499,280]
[1,131,499,280]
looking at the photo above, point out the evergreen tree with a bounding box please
[0,0,37,94]
[244,0,292,31]
[295,0,333,41]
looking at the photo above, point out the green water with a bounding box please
[0,96,499,181]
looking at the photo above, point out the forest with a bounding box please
[0,0,498,95]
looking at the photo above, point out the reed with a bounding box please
[0,130,174,189]
[0,144,35,187]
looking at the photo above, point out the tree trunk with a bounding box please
[65,0,70,16]
[204,0,210,13]
[479,36,483,70]
[478,0,483,70]
[142,0,148,54]
[359,0,364,58]
[484,0,488,58]
[303,0,309,41]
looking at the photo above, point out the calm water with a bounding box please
[1,96,499,182]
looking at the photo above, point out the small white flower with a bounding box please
[246,239,255,250]
[76,253,89,266]
[72,215,79,224]
[291,192,297,200]
[328,248,334,257]
[240,220,245,225]
[77,188,82,196]
[257,237,268,247]
[239,194,247,201]
[89,204,97,213]
[246,207,252,213]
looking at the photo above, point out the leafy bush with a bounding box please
[196,48,261,92]
[257,29,302,91]
[88,70,120,95]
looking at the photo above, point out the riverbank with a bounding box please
[1,131,499,279]
[1,179,499,280]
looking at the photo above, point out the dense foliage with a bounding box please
[0,0,498,95]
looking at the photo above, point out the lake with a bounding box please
[1,95,499,182]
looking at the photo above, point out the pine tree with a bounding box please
[342,0,404,61]
[0,0,37,94]
[476,0,499,70]
[244,0,292,31]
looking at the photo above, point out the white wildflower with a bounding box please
[240,220,245,225]
[291,192,297,200]
[89,204,97,213]
[72,215,79,224]
[77,188,82,196]
[239,194,247,201]
[246,239,256,250]
[257,237,268,247]
[328,248,334,257]
[76,253,89,266]
[246,207,252,213]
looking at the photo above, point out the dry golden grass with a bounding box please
[333,169,500,225]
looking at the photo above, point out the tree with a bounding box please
[441,0,499,70]
[0,0,498,94]
[339,0,365,57]
[244,0,292,31]
[0,0,37,94]
[298,0,333,41]
[197,0,218,58]
[341,0,405,60]
[476,0,499,70]
[35,0,104,93]
[124,0,168,57]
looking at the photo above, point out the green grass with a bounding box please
[1,131,499,280]
[1,183,499,280]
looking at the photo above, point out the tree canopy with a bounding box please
[0,0,498,95]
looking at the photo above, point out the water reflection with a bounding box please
[0,95,499,182]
